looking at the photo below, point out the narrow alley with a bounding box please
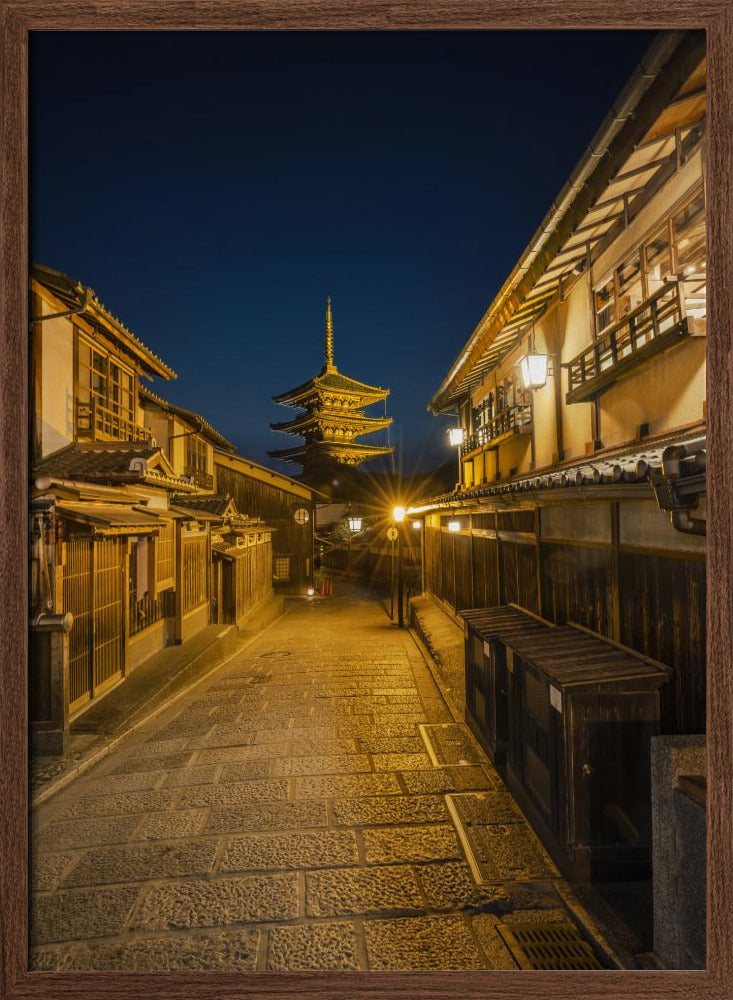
[31,588,610,972]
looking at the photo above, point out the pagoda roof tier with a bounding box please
[269,440,394,466]
[272,369,389,408]
[270,410,393,435]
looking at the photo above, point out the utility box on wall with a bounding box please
[462,605,669,881]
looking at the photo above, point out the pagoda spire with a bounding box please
[324,296,336,372]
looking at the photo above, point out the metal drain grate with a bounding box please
[497,922,604,970]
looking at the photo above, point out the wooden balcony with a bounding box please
[565,282,695,405]
[462,403,533,456]
[75,399,152,444]
[184,467,214,491]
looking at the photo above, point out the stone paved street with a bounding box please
[31,587,588,971]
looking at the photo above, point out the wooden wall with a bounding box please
[424,499,706,737]
[216,464,314,593]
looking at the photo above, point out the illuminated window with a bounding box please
[273,556,291,581]
[77,337,135,435]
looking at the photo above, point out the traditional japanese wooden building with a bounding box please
[29,264,276,750]
[410,31,707,880]
[214,450,322,595]
[269,297,394,484]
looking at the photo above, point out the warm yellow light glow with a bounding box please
[307,587,315,597]
[347,516,362,532]
[448,427,465,447]
[412,520,421,531]
[448,520,460,532]
[393,506,406,522]
[519,353,548,389]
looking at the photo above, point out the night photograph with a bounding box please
[27,27,706,972]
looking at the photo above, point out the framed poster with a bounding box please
[1,2,731,999]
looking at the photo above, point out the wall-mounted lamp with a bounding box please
[448,427,465,447]
[412,520,422,531]
[518,353,549,389]
[447,520,461,533]
[347,515,363,533]
[517,319,551,390]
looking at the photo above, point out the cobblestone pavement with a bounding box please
[30,588,588,972]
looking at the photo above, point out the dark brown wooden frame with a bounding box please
[1,3,730,998]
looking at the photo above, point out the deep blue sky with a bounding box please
[30,30,656,473]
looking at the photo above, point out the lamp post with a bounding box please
[392,506,405,627]
[346,514,362,576]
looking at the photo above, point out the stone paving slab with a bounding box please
[270,753,372,776]
[175,778,289,807]
[32,884,140,944]
[56,788,178,820]
[362,824,463,865]
[62,840,217,888]
[219,830,359,872]
[202,800,328,835]
[31,852,80,893]
[364,915,486,970]
[305,864,425,918]
[294,773,401,799]
[67,928,261,971]
[34,815,142,851]
[266,922,360,971]
[331,795,448,827]
[133,874,299,931]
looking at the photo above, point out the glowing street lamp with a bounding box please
[390,505,406,627]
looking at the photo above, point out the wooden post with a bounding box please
[122,536,130,676]
[174,521,183,643]
[610,501,621,641]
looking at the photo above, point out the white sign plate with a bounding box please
[550,685,562,713]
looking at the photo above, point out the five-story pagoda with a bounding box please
[269,298,393,481]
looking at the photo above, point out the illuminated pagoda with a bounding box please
[269,297,393,480]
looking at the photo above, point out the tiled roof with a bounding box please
[171,493,235,517]
[411,432,706,511]
[56,502,163,530]
[273,368,389,404]
[34,442,197,491]
[31,263,177,380]
[35,443,160,477]
[140,387,235,451]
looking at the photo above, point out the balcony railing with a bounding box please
[184,467,214,491]
[76,399,152,444]
[462,403,533,456]
[566,282,693,404]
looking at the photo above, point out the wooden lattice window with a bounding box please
[182,534,208,612]
[273,556,291,582]
[155,522,175,590]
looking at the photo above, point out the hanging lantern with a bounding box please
[518,353,549,389]
[347,515,363,533]
[448,427,465,447]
